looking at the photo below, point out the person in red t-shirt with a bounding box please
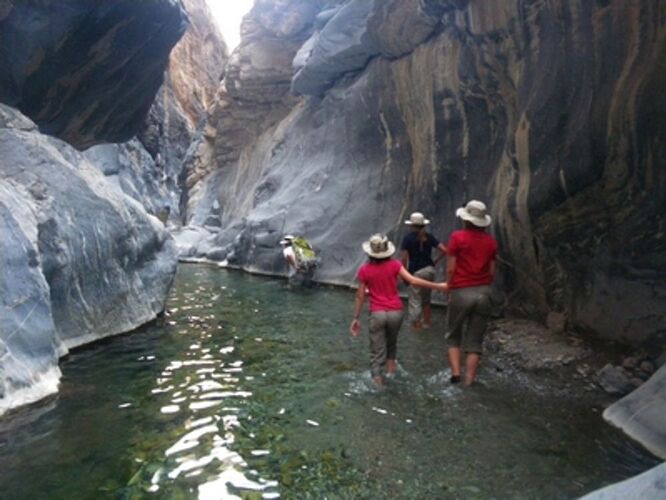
[350,234,448,386]
[446,200,498,386]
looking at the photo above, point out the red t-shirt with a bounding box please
[356,259,404,312]
[447,228,498,289]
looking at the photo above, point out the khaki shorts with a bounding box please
[368,310,404,376]
[446,285,492,353]
[407,265,436,322]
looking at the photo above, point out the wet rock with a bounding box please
[205,247,227,262]
[639,361,655,375]
[0,0,187,149]
[596,364,633,395]
[0,105,177,415]
[581,462,666,499]
[630,378,644,389]
[603,366,666,460]
[172,225,219,260]
[622,356,640,370]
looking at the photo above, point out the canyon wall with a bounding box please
[0,0,187,149]
[0,0,186,415]
[84,0,228,223]
[186,0,665,348]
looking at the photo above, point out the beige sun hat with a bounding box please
[404,212,430,226]
[362,234,396,259]
[279,234,295,245]
[456,200,492,227]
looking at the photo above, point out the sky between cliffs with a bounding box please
[205,0,254,50]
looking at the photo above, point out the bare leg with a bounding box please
[422,304,432,328]
[386,358,397,375]
[448,347,461,382]
[464,353,481,386]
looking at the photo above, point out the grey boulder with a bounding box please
[580,462,666,500]
[603,365,666,460]
[0,105,177,415]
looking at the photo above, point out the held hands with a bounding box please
[436,281,449,293]
[350,319,361,337]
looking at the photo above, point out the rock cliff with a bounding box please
[0,0,187,149]
[187,0,666,349]
[83,0,228,223]
[0,0,186,415]
[179,0,320,227]
[138,0,228,222]
[0,105,177,416]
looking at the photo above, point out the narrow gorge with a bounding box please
[0,0,664,498]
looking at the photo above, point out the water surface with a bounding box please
[0,265,658,498]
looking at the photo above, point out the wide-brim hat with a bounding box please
[404,212,430,226]
[362,234,396,259]
[456,200,492,227]
[279,234,295,245]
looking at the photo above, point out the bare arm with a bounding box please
[433,242,448,265]
[489,260,496,281]
[398,266,448,292]
[350,285,367,336]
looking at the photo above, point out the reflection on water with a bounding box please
[0,265,659,499]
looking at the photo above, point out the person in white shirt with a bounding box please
[280,235,299,278]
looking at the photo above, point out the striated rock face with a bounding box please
[0,0,187,150]
[0,104,178,416]
[82,0,227,224]
[180,0,321,225]
[190,0,665,347]
[83,140,177,222]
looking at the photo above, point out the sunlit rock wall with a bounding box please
[180,0,324,226]
[193,0,665,347]
[0,105,177,416]
[138,0,228,222]
[0,0,187,150]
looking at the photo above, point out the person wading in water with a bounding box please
[400,212,447,330]
[445,200,498,386]
[351,234,448,386]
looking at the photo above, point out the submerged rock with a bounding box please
[0,104,177,415]
[596,364,633,395]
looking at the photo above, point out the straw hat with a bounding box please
[279,234,295,245]
[404,212,430,226]
[362,234,396,259]
[456,200,492,227]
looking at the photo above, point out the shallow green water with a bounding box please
[0,265,658,499]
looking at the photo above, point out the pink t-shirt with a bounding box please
[356,259,404,312]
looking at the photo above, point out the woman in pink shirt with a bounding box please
[350,234,448,386]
